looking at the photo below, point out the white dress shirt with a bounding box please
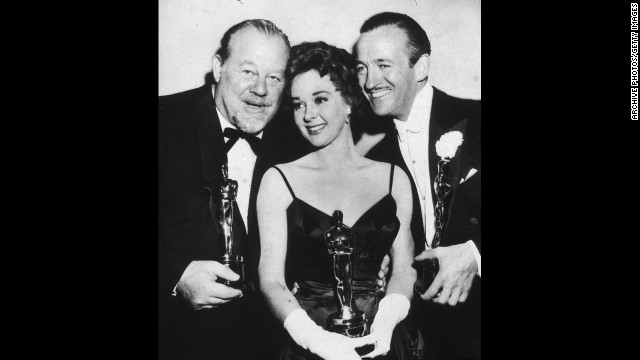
[214,88,262,233]
[394,83,481,276]
[394,83,435,247]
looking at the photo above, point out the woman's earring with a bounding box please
[346,115,350,125]
[346,109,351,124]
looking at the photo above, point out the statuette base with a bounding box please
[216,254,255,291]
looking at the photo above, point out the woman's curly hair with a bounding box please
[284,41,368,128]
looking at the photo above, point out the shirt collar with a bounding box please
[394,83,433,141]
[212,86,264,139]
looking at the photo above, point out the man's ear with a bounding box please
[414,54,430,83]
[213,55,223,83]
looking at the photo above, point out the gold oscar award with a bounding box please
[216,163,254,291]
[414,159,451,295]
[323,210,368,337]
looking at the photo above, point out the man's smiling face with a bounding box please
[355,25,420,121]
[213,27,289,134]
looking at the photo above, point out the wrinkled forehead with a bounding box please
[227,28,289,65]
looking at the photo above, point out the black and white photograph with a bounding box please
[159,0,481,359]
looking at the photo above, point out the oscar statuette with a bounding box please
[414,159,450,296]
[323,210,368,338]
[216,163,254,291]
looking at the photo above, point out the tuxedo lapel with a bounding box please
[430,88,470,187]
[442,118,468,195]
[195,85,227,185]
[247,153,267,234]
[429,88,472,237]
[428,108,444,202]
[459,111,481,174]
[193,85,251,257]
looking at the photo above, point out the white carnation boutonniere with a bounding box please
[435,131,464,160]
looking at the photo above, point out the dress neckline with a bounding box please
[289,193,394,228]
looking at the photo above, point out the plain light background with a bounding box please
[159,0,480,100]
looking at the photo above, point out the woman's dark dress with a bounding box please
[272,165,424,360]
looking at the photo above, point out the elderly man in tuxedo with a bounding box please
[354,12,481,360]
[159,19,308,360]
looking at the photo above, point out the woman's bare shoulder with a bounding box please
[360,157,394,173]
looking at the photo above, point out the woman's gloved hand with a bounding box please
[361,293,410,358]
[284,308,372,360]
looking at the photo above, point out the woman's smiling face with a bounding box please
[291,70,351,148]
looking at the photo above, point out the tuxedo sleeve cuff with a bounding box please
[466,240,481,277]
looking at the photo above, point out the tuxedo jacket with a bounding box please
[365,87,480,255]
[158,84,308,357]
[364,87,481,353]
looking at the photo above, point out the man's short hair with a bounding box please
[359,12,431,66]
[216,19,291,64]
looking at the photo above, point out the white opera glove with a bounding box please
[361,293,411,358]
[283,308,371,360]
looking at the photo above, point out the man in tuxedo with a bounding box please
[354,12,481,359]
[159,19,307,360]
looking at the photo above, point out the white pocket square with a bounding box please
[460,168,478,184]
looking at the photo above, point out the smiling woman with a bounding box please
[292,70,351,147]
[256,41,422,360]
[287,42,364,148]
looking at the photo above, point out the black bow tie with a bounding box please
[223,127,262,155]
